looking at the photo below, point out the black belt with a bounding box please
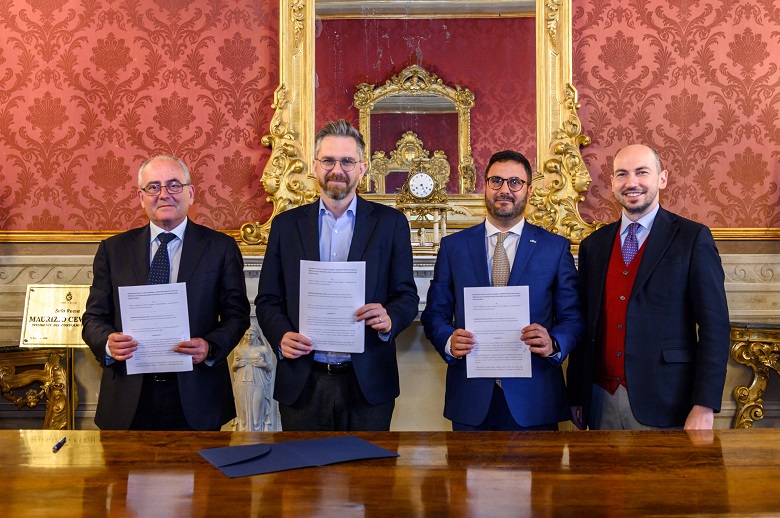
[145,373,178,383]
[312,361,353,375]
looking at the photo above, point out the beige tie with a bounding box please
[492,232,510,287]
[492,232,510,389]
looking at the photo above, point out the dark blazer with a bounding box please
[567,207,730,427]
[255,196,419,407]
[82,221,250,430]
[420,222,584,427]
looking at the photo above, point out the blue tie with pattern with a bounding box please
[147,233,176,284]
[621,223,640,266]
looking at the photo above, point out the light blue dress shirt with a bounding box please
[314,197,358,364]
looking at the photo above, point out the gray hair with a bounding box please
[137,155,191,188]
[314,119,366,161]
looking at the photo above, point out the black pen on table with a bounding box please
[52,436,66,453]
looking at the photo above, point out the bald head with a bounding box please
[612,144,668,221]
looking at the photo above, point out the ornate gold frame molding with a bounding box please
[0,228,776,245]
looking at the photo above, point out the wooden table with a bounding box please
[2,430,780,516]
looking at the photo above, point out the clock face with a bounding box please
[409,172,435,199]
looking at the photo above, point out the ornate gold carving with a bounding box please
[241,0,317,246]
[731,325,780,429]
[291,0,306,51]
[528,84,603,243]
[241,84,316,245]
[544,0,561,48]
[354,65,475,195]
[0,349,73,430]
[363,131,449,194]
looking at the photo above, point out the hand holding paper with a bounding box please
[107,332,138,361]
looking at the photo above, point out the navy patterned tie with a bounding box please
[147,233,176,284]
[621,223,640,266]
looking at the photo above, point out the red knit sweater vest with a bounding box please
[594,230,648,394]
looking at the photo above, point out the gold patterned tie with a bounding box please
[492,232,510,287]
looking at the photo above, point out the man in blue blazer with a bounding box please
[256,120,419,431]
[567,144,730,430]
[421,150,584,430]
[82,155,250,430]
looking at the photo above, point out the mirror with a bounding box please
[241,0,599,247]
[355,65,474,196]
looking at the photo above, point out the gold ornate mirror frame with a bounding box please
[240,0,598,246]
[355,64,475,195]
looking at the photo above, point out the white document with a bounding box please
[299,260,365,353]
[464,286,531,378]
[119,283,193,375]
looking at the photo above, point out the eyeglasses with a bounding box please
[316,158,359,173]
[140,181,190,196]
[486,176,528,192]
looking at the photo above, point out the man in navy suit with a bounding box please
[256,120,419,431]
[567,144,730,430]
[82,155,250,430]
[421,150,584,431]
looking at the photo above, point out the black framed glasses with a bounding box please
[316,157,359,173]
[140,181,190,196]
[486,176,527,192]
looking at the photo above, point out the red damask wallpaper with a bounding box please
[315,17,537,193]
[0,0,278,231]
[574,0,780,228]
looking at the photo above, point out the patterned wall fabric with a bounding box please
[315,17,537,193]
[0,0,278,231]
[4,2,773,232]
[574,0,780,228]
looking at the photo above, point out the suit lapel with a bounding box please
[467,223,491,286]
[632,208,677,296]
[127,226,152,285]
[508,223,538,285]
[177,221,206,283]
[348,196,376,261]
[297,201,321,261]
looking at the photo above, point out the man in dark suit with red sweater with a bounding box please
[83,155,250,431]
[567,144,730,430]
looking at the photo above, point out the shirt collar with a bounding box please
[319,195,358,218]
[485,217,525,238]
[150,218,187,243]
[620,204,660,235]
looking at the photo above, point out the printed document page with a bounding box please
[464,286,531,378]
[299,260,365,353]
[119,283,193,375]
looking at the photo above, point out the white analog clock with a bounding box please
[408,172,435,199]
